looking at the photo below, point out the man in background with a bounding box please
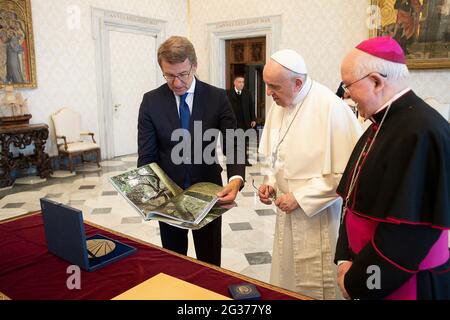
[227,75,257,166]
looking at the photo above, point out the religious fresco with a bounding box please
[0,0,36,88]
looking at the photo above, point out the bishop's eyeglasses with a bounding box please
[342,72,387,93]
[163,65,193,83]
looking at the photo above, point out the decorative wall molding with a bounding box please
[213,17,273,30]
[207,15,281,117]
[207,15,281,89]
[91,8,166,159]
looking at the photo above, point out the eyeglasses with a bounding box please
[163,65,193,83]
[250,178,277,202]
[342,72,387,93]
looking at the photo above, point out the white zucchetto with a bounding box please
[271,49,308,74]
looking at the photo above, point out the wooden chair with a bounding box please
[51,108,101,172]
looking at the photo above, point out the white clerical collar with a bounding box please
[290,76,313,108]
[371,87,411,117]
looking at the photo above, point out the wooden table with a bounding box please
[0,124,52,188]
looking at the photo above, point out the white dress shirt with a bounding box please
[172,78,243,186]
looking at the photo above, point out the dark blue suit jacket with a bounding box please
[137,78,245,189]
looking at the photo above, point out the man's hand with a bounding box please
[274,192,299,213]
[250,121,257,128]
[217,179,242,204]
[258,184,276,205]
[337,261,352,300]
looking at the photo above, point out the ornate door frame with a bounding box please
[207,15,281,119]
[92,8,166,159]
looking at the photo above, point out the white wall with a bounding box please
[21,0,450,157]
[190,0,450,102]
[23,0,188,156]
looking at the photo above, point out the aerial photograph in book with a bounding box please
[160,202,236,230]
[110,164,180,212]
[110,164,235,229]
[150,183,223,224]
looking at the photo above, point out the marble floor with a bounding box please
[0,148,278,284]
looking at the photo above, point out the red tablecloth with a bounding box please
[0,213,306,300]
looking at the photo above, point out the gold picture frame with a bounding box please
[370,0,450,69]
[0,0,37,88]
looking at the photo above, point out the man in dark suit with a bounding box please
[137,36,245,266]
[227,76,256,166]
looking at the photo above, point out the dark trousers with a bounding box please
[158,216,222,266]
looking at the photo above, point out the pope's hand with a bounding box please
[274,192,299,213]
[258,184,276,205]
[217,179,242,204]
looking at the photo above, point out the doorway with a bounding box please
[109,30,157,157]
[92,8,166,160]
[225,37,266,125]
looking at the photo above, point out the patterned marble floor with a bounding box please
[0,148,278,284]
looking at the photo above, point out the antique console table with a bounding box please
[0,124,52,188]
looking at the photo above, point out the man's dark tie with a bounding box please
[180,93,190,130]
[179,93,191,189]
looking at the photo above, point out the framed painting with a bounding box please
[370,0,450,69]
[0,0,37,88]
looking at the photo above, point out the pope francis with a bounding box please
[258,49,362,300]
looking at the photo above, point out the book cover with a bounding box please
[110,164,231,229]
[112,273,231,300]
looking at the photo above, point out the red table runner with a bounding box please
[0,213,308,300]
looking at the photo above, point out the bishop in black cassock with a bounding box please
[336,36,450,300]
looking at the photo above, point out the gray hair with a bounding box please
[353,50,410,81]
[158,36,197,67]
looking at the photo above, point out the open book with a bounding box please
[109,163,234,229]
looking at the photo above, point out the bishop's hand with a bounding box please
[337,261,352,300]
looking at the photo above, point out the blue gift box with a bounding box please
[228,283,261,300]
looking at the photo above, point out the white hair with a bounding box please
[353,50,410,82]
[288,70,307,83]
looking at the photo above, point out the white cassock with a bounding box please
[259,77,363,300]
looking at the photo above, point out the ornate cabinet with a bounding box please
[0,124,52,188]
